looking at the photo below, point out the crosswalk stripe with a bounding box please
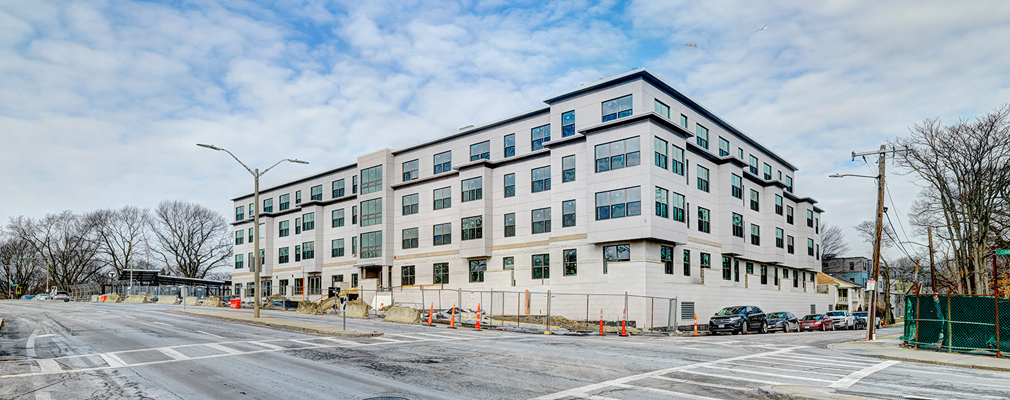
[158,348,189,360]
[250,341,285,350]
[676,369,785,385]
[762,355,872,368]
[722,361,848,377]
[36,359,62,374]
[290,340,322,347]
[698,365,833,382]
[98,353,127,368]
[370,337,405,342]
[205,343,243,354]
[829,360,901,389]
[611,383,726,400]
[652,375,749,391]
[319,337,357,345]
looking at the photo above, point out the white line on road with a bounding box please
[290,340,324,347]
[98,353,127,368]
[35,334,56,338]
[762,355,873,368]
[250,341,285,350]
[829,360,900,389]
[720,361,849,377]
[675,369,785,385]
[151,322,173,327]
[26,329,40,358]
[611,382,726,400]
[36,359,62,374]
[158,348,189,361]
[205,343,243,354]
[195,330,224,338]
[652,375,750,391]
[698,365,833,382]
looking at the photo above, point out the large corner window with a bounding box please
[462,216,483,240]
[602,94,632,122]
[595,186,642,220]
[360,165,382,195]
[434,151,452,174]
[360,198,382,227]
[594,137,641,173]
[360,231,382,258]
[462,177,483,202]
[532,124,551,151]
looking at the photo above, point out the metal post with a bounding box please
[586,294,590,325]
[947,295,952,353]
[668,298,674,332]
[867,145,887,341]
[458,288,462,313]
[490,289,494,328]
[996,292,1002,358]
[253,168,261,318]
[546,290,551,333]
[624,291,629,330]
[928,227,936,293]
[651,297,655,332]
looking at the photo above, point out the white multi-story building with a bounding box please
[229,69,829,325]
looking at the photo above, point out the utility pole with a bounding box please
[928,226,936,293]
[850,144,909,341]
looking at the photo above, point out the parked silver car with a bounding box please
[825,310,855,329]
[53,291,70,302]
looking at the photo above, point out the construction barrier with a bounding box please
[344,300,371,319]
[156,296,180,305]
[123,295,148,304]
[230,298,241,309]
[201,296,223,307]
[384,306,422,324]
[183,296,200,306]
[903,294,1010,356]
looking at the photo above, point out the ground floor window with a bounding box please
[308,275,321,295]
[661,246,674,274]
[532,254,550,279]
[402,266,415,286]
[434,263,449,284]
[469,259,486,282]
[563,249,577,276]
[351,273,358,288]
[279,279,288,295]
[245,282,254,298]
[503,257,514,270]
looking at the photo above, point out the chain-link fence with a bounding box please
[68,281,231,302]
[902,294,1010,357]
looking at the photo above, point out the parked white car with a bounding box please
[825,310,855,330]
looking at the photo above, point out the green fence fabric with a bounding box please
[903,294,1010,355]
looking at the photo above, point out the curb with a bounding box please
[828,342,1010,373]
[0,318,4,333]
[172,310,382,338]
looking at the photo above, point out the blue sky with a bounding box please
[2,0,1010,261]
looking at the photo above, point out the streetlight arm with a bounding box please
[219,148,255,176]
[262,159,310,176]
[829,173,880,179]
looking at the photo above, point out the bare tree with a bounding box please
[149,200,231,279]
[0,236,45,297]
[6,211,104,290]
[94,206,151,277]
[854,220,896,250]
[820,222,850,267]
[892,104,1010,294]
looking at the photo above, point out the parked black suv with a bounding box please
[709,305,768,335]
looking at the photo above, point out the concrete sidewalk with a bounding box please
[829,333,1010,372]
[173,309,382,338]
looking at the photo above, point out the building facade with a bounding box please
[824,256,872,287]
[229,69,828,324]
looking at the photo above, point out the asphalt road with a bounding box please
[2,301,1009,400]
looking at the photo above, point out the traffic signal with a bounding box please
[15,286,21,295]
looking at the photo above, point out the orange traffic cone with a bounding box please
[428,302,433,326]
[599,309,604,335]
[476,303,482,330]
[620,309,628,336]
[450,305,456,328]
[693,313,698,336]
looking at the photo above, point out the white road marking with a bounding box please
[35,334,56,338]
[290,340,323,347]
[762,355,872,367]
[530,346,804,400]
[26,329,41,358]
[151,322,173,327]
[651,375,750,391]
[573,394,621,400]
[676,369,786,385]
[36,359,62,374]
[611,382,726,400]
[158,348,189,360]
[369,336,405,342]
[721,361,849,377]
[195,330,224,338]
[319,337,357,345]
[34,392,52,400]
[98,353,127,368]
[122,316,136,319]
[829,360,901,389]
[205,343,243,354]
[250,341,285,350]
[698,365,833,382]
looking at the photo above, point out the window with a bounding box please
[775,195,783,215]
[402,194,419,215]
[718,137,730,157]
[654,137,668,169]
[680,114,688,128]
[562,110,576,137]
[504,213,516,237]
[235,254,244,269]
[816,218,819,234]
[604,244,631,264]
[295,218,303,235]
[731,174,743,199]
[504,257,514,270]
[761,265,768,285]
[532,254,550,279]
[469,259,487,282]
[531,124,550,151]
[750,190,760,211]
[594,137,641,172]
[352,176,357,193]
[748,155,759,175]
[654,100,670,118]
[776,228,784,248]
[434,263,449,284]
[737,148,744,159]
[352,237,356,256]
[732,213,744,237]
[470,141,490,161]
[279,194,290,211]
[360,231,382,258]
[433,187,451,210]
[701,253,711,268]
[402,266,415,286]
[235,205,244,221]
[696,124,709,149]
[532,207,551,234]
[671,192,685,222]
[402,160,418,182]
[330,209,343,228]
[778,171,783,181]
[296,190,302,204]
[734,260,740,282]
[746,262,754,275]
[278,247,289,264]
[235,230,244,245]
[434,223,451,245]
[786,206,794,224]
[671,145,684,175]
[723,256,731,280]
[532,166,551,193]
[248,203,253,218]
[563,200,576,227]
[311,185,322,201]
[562,155,576,182]
[434,151,452,174]
[787,236,795,254]
[402,228,418,249]
[785,176,793,192]
[279,220,290,237]
[248,228,253,243]
[360,165,382,195]
[462,216,483,240]
[751,224,760,245]
[504,173,515,198]
[808,238,815,256]
[763,163,772,180]
[563,249,577,276]
[462,177,482,202]
[332,239,344,257]
[602,94,632,122]
[351,273,358,287]
[360,198,382,227]
[263,198,273,213]
[662,246,674,274]
[683,249,691,276]
[302,212,315,231]
[807,210,814,227]
[655,187,669,218]
[595,186,642,220]
[504,134,515,158]
[698,207,711,233]
[697,165,710,192]
[302,241,314,260]
[816,244,821,260]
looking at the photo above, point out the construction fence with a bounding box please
[68,281,231,302]
[902,294,1010,357]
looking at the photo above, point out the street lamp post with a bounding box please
[198,144,308,318]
